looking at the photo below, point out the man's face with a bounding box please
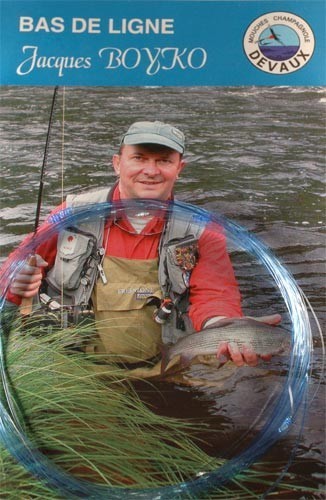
[112,144,185,200]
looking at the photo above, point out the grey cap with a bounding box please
[121,121,185,154]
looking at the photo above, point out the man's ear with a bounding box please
[178,159,186,176]
[112,154,120,176]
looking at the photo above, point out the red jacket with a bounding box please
[3,187,242,330]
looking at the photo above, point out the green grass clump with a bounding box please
[1,320,218,497]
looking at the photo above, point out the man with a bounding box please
[4,121,279,370]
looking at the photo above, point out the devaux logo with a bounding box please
[243,12,315,74]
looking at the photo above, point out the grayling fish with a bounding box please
[161,318,291,373]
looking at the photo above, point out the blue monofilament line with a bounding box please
[0,200,312,499]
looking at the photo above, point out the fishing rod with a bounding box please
[20,86,59,315]
[34,85,59,234]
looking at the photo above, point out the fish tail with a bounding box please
[160,344,171,375]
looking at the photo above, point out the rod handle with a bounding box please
[20,255,37,317]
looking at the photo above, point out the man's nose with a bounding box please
[143,159,160,175]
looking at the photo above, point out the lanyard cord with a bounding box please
[60,87,65,207]
[59,87,66,317]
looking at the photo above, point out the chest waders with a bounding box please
[90,255,162,363]
[44,187,205,363]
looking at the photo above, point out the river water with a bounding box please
[0,86,325,497]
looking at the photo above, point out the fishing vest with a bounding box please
[45,187,206,344]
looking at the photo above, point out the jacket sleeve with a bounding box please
[188,222,243,331]
[1,203,66,305]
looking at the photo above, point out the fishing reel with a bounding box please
[21,292,95,346]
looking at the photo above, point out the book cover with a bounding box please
[0,1,325,498]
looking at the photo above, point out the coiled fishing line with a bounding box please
[0,200,313,499]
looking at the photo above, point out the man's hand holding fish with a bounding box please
[208,314,283,367]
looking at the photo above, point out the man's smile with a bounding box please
[138,180,162,185]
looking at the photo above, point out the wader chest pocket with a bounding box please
[165,236,199,295]
[51,229,97,290]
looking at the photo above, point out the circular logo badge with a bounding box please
[243,12,315,74]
